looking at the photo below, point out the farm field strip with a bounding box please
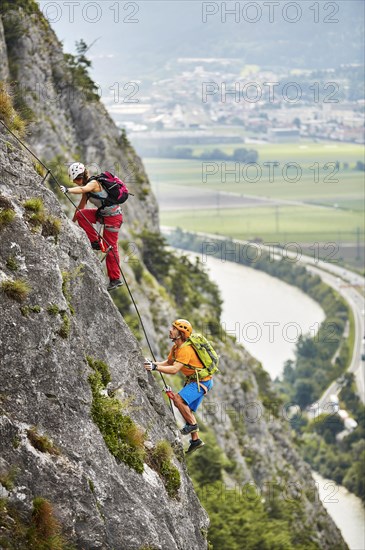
[159,204,364,245]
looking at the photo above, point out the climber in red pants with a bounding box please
[60,162,123,292]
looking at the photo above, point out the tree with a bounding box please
[175,147,193,159]
[296,336,317,359]
[308,413,343,444]
[294,379,316,408]
[64,39,100,100]
[232,148,258,163]
[283,360,295,384]
[75,39,92,68]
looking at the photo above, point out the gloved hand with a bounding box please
[144,359,157,371]
[60,186,68,194]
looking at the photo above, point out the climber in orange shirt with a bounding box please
[144,319,213,454]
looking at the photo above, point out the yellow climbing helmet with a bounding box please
[173,319,193,338]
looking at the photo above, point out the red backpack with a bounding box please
[91,172,130,206]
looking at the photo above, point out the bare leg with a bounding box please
[172,394,199,441]
[172,394,196,424]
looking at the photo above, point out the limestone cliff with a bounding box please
[0,2,348,549]
[0,0,166,355]
[0,123,209,548]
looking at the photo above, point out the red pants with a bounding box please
[76,208,123,281]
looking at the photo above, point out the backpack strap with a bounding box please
[84,176,106,208]
[86,175,118,209]
[199,382,209,394]
[175,341,215,393]
[179,341,204,372]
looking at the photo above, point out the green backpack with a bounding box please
[181,333,220,381]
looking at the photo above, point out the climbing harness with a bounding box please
[0,119,176,419]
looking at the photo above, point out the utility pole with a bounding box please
[275,205,279,234]
[356,227,360,260]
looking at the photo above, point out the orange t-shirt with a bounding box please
[168,343,203,377]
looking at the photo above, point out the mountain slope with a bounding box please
[0,2,349,549]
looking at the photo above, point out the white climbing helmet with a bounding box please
[68,162,85,181]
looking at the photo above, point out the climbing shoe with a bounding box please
[107,279,123,292]
[186,439,205,455]
[91,240,108,253]
[180,423,199,435]
[91,240,102,250]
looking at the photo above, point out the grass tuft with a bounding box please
[148,441,181,498]
[0,495,74,549]
[6,255,19,271]
[58,312,71,339]
[86,356,111,387]
[0,467,18,492]
[27,427,60,456]
[20,305,41,317]
[42,217,61,238]
[24,198,46,227]
[87,357,146,473]
[31,498,60,540]
[23,198,44,213]
[0,194,16,230]
[0,82,26,137]
[88,479,95,493]
[23,198,62,240]
[0,208,16,229]
[33,161,45,177]
[47,303,60,315]
[28,497,74,549]
[1,279,30,302]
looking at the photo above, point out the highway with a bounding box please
[249,243,364,405]
[251,243,365,405]
[305,265,365,407]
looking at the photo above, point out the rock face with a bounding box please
[0,128,208,549]
[0,0,166,357]
[0,1,159,234]
[0,3,348,550]
[0,19,9,81]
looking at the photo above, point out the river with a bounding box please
[181,250,365,550]
[185,251,325,378]
[312,472,365,550]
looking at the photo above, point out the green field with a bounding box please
[159,204,363,244]
[148,164,363,211]
[142,140,364,269]
[189,140,363,161]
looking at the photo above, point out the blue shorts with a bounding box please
[179,379,214,412]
